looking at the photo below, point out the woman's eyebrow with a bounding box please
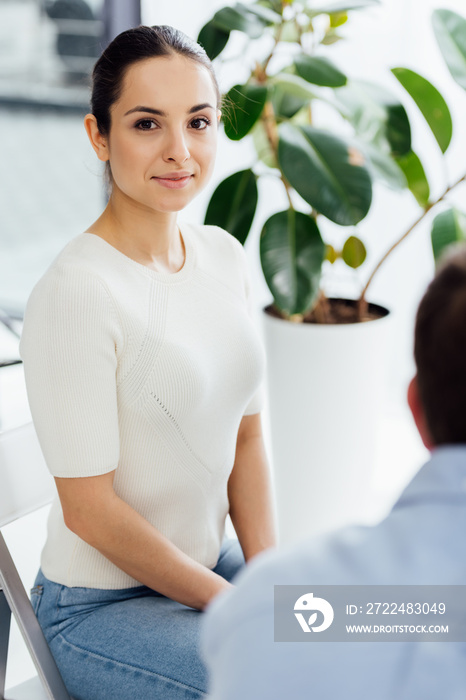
[124,103,215,117]
[124,106,165,116]
[188,103,215,113]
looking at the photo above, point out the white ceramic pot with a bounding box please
[263,300,392,545]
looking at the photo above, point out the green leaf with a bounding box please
[272,88,308,119]
[431,208,466,263]
[197,20,230,60]
[278,123,372,226]
[294,55,347,87]
[432,10,466,91]
[342,235,367,268]
[326,244,338,263]
[205,169,258,245]
[251,121,278,168]
[260,209,325,315]
[330,12,348,28]
[321,31,344,46]
[271,73,317,101]
[213,5,266,38]
[391,67,452,153]
[262,0,283,15]
[280,20,301,43]
[334,80,411,157]
[240,2,281,24]
[306,1,381,15]
[361,142,407,190]
[261,0,283,13]
[223,84,268,140]
[395,150,430,207]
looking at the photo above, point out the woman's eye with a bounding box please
[190,117,211,130]
[136,119,157,130]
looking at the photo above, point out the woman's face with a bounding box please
[103,54,220,214]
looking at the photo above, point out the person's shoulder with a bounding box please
[184,223,249,293]
[23,236,118,329]
[184,222,243,257]
[215,489,462,610]
[20,235,125,359]
[48,232,116,276]
[29,234,113,298]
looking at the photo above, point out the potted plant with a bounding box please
[198,1,466,542]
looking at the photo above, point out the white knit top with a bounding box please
[19,223,265,589]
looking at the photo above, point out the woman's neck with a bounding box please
[86,191,185,273]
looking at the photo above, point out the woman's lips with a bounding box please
[152,174,193,189]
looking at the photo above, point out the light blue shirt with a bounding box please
[201,446,466,700]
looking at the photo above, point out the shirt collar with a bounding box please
[395,444,466,508]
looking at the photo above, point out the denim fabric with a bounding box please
[31,538,245,700]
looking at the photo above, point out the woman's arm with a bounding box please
[55,473,233,610]
[227,413,277,562]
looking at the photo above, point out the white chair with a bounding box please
[0,422,71,700]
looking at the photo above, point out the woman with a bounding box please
[19,25,276,700]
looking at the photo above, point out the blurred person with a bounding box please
[201,245,466,700]
[19,25,276,700]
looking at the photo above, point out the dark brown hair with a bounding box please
[414,244,466,444]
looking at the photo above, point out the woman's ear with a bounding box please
[407,375,434,450]
[217,110,222,123]
[84,114,109,162]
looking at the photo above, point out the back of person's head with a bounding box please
[414,244,466,445]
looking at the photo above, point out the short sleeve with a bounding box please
[19,265,124,478]
[243,382,265,416]
[231,237,266,416]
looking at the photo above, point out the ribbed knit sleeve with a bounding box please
[231,238,266,416]
[19,266,124,478]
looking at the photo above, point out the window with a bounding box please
[0,0,105,317]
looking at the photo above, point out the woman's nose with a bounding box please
[162,127,190,163]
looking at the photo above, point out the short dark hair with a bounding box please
[414,244,466,444]
[91,24,221,136]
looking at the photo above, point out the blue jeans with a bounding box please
[30,538,244,700]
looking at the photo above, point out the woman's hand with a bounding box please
[55,470,233,610]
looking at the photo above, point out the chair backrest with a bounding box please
[0,423,56,528]
[0,422,71,700]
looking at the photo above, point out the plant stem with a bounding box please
[306,291,330,323]
[260,101,294,210]
[254,17,298,208]
[261,100,278,149]
[283,179,295,210]
[262,21,284,76]
[359,171,466,308]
